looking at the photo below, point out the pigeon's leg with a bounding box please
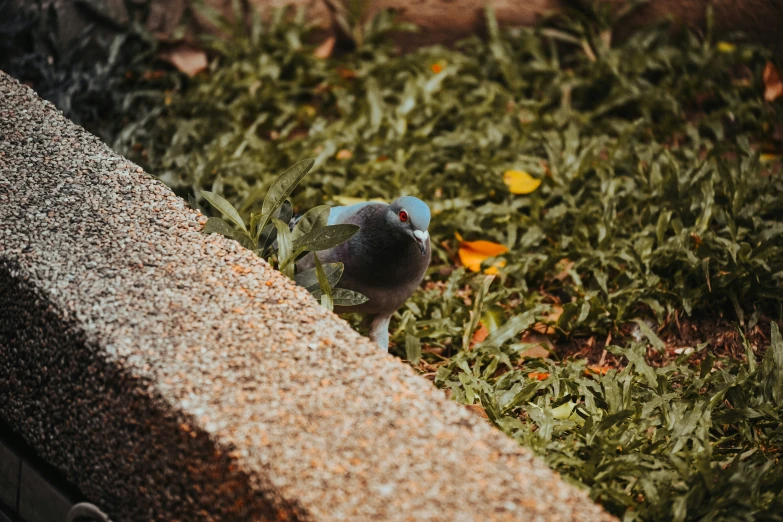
[369,314,392,351]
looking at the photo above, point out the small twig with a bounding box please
[598,331,612,366]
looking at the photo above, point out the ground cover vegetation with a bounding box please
[3,1,783,519]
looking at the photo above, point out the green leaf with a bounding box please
[256,158,315,241]
[203,216,236,239]
[292,205,330,240]
[480,308,539,349]
[272,218,295,279]
[201,191,248,235]
[295,262,344,291]
[405,320,421,365]
[764,322,783,404]
[634,319,666,352]
[313,252,333,311]
[462,275,494,350]
[188,193,207,215]
[329,288,368,307]
[291,224,360,252]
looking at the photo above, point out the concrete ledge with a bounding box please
[0,71,614,521]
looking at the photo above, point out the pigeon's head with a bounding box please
[387,196,431,256]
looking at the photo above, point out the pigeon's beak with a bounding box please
[413,230,429,256]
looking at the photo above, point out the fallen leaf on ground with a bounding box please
[338,68,356,79]
[716,41,736,53]
[455,232,509,273]
[533,305,564,334]
[764,61,783,102]
[518,331,553,358]
[519,344,551,358]
[503,170,541,194]
[314,36,336,59]
[160,44,208,77]
[464,404,489,419]
[553,259,574,281]
[471,323,490,346]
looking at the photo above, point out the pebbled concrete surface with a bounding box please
[0,71,616,522]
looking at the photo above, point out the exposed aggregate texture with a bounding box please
[0,72,615,521]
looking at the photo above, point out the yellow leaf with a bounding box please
[503,170,541,194]
[760,153,781,163]
[551,401,580,421]
[482,262,506,275]
[716,41,736,53]
[456,233,509,272]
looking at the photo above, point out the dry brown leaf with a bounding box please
[160,44,207,77]
[314,36,336,59]
[518,344,551,359]
[464,404,489,419]
[553,259,574,281]
[533,305,563,334]
[764,61,783,102]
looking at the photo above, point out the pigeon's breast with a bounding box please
[335,234,430,315]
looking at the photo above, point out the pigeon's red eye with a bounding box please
[399,210,409,222]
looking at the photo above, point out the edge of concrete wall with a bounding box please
[0,71,615,521]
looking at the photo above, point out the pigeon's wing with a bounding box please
[327,201,383,225]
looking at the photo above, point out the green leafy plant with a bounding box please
[8,1,783,519]
[0,0,167,143]
[199,158,367,310]
[436,322,783,521]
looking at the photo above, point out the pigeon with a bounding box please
[295,196,431,351]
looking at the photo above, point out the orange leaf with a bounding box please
[314,36,336,59]
[528,372,550,381]
[456,232,509,273]
[464,404,489,419]
[471,323,489,346]
[338,68,356,80]
[764,61,783,102]
[336,149,353,160]
[431,62,444,74]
